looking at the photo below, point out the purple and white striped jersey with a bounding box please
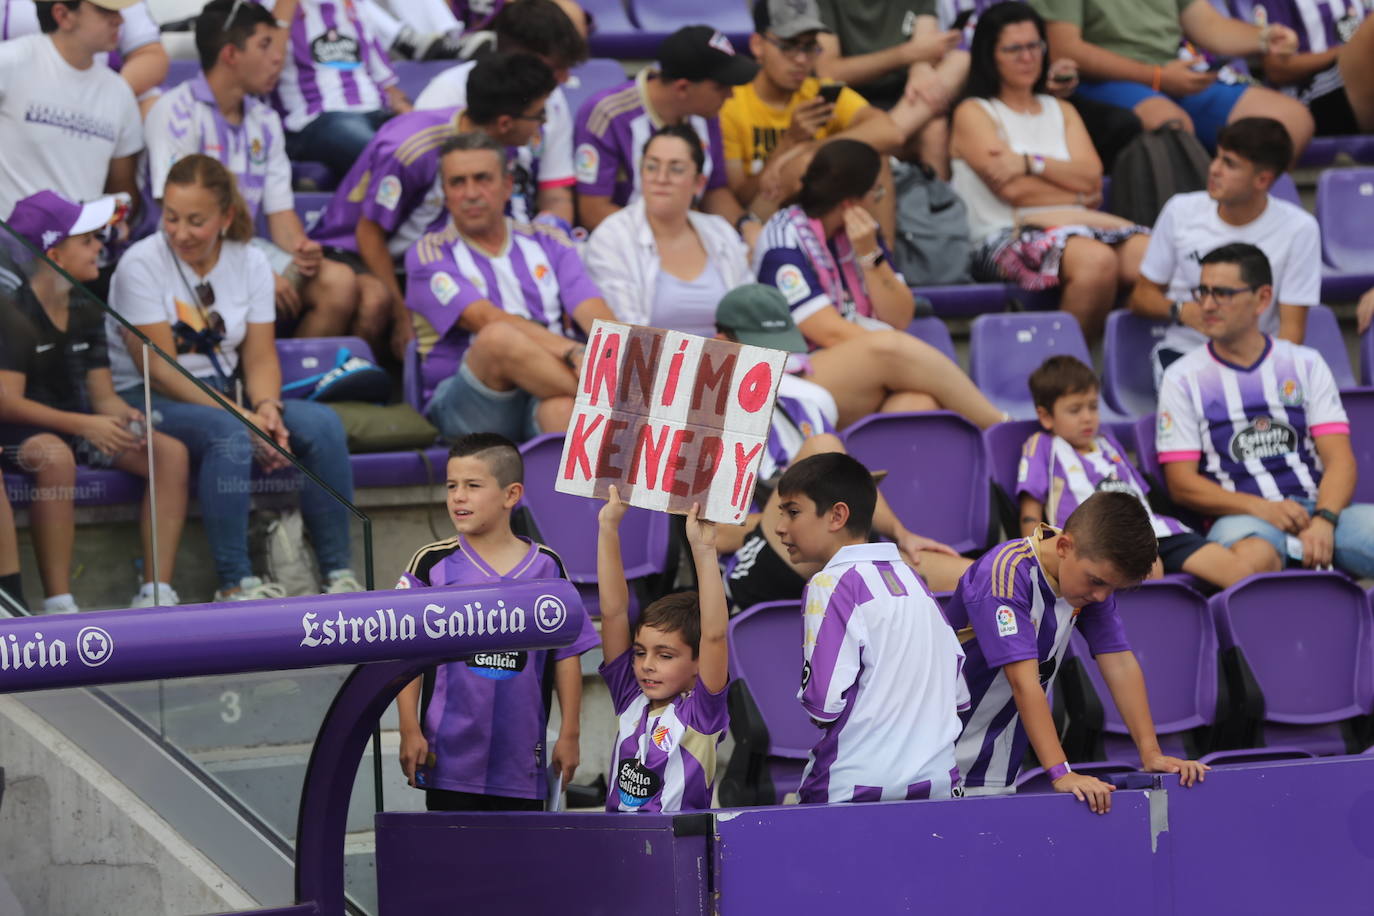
[1248,0,1366,102]
[268,0,397,133]
[947,531,1130,790]
[758,372,837,483]
[143,75,293,221]
[400,536,598,800]
[1017,431,1191,539]
[601,649,729,812]
[573,71,728,207]
[404,218,602,405]
[798,543,968,804]
[1156,337,1349,502]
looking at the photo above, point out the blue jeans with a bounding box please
[425,358,541,443]
[1207,497,1374,578]
[120,385,356,589]
[285,109,393,177]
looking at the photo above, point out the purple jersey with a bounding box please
[448,0,505,29]
[1156,338,1349,503]
[268,0,397,133]
[404,218,602,406]
[1250,0,1365,101]
[946,531,1131,789]
[1017,431,1191,539]
[601,650,729,812]
[401,535,598,800]
[573,71,728,207]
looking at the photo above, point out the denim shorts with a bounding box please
[424,358,542,443]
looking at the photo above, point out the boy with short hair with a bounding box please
[949,491,1208,813]
[597,487,729,812]
[395,433,598,811]
[1018,355,1276,588]
[774,452,968,804]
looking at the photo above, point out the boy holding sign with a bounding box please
[598,486,730,812]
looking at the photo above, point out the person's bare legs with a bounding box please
[1226,87,1314,166]
[1338,16,1374,132]
[19,434,75,597]
[295,259,359,338]
[1114,233,1150,288]
[808,330,1005,429]
[912,116,951,181]
[1058,236,1119,341]
[1133,95,1195,134]
[112,432,188,584]
[1179,539,1279,590]
[350,274,393,354]
[463,321,577,399]
[534,395,575,434]
[0,469,18,578]
[879,391,940,413]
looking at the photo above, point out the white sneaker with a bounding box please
[324,570,364,594]
[130,584,181,608]
[215,576,288,602]
[42,594,79,615]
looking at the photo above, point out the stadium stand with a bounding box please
[1101,310,1169,418]
[1317,168,1374,298]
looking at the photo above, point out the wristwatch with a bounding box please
[1314,508,1340,527]
[1169,300,1185,324]
[1030,154,1047,176]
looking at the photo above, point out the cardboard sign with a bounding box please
[555,320,787,524]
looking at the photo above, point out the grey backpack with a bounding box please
[891,159,973,286]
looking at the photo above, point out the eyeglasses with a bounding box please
[514,109,548,124]
[1191,284,1258,304]
[996,39,1047,57]
[763,33,823,58]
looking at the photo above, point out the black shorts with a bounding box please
[725,525,806,614]
[321,245,370,274]
[1158,531,1210,573]
[424,788,544,812]
[1309,87,1361,137]
[0,425,114,471]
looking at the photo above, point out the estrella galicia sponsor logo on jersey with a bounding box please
[1229,416,1298,462]
[467,651,528,680]
[311,30,361,69]
[1094,477,1139,496]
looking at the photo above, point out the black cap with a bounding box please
[657,25,759,85]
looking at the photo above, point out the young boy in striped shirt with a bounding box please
[947,492,1208,813]
[774,452,968,804]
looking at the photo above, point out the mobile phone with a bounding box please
[818,82,844,104]
[1050,71,1076,83]
[951,8,974,30]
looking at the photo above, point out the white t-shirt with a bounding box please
[1,0,162,56]
[1139,190,1322,355]
[107,234,275,390]
[414,60,575,187]
[0,35,143,216]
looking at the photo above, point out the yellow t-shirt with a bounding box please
[720,78,870,176]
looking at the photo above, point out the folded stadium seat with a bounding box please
[1342,387,1374,504]
[906,314,958,363]
[916,283,1015,318]
[626,0,752,48]
[401,338,424,412]
[1298,135,1374,169]
[841,411,991,555]
[291,161,337,193]
[391,60,451,106]
[1197,746,1315,766]
[1208,571,1374,755]
[1316,168,1374,297]
[718,600,820,806]
[1303,304,1357,389]
[157,58,200,92]
[580,0,657,59]
[1102,310,1169,418]
[1013,760,1137,794]
[1270,172,1301,208]
[562,58,631,121]
[1363,326,1374,386]
[516,432,673,616]
[1133,412,1163,481]
[1068,580,1220,761]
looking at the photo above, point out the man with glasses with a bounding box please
[722,0,901,235]
[308,52,557,359]
[1128,117,1319,385]
[1157,242,1374,578]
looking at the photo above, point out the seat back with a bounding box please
[517,433,668,582]
[1209,571,1374,724]
[983,419,1043,503]
[1270,173,1301,208]
[1303,304,1356,389]
[402,337,424,412]
[158,58,200,91]
[906,315,958,363]
[1133,413,1163,485]
[1103,310,1169,417]
[1316,168,1374,270]
[562,58,630,121]
[1341,387,1374,504]
[627,0,751,42]
[277,337,376,397]
[970,313,1092,418]
[391,61,451,106]
[841,411,990,554]
[727,601,820,759]
[1073,580,1217,736]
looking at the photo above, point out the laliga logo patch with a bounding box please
[1157,411,1173,434]
[775,264,808,305]
[77,626,113,667]
[995,605,1018,637]
[651,723,673,753]
[430,271,459,305]
[616,758,662,808]
[575,143,599,185]
[374,174,402,211]
[1279,378,1303,407]
[707,31,735,55]
[534,594,567,633]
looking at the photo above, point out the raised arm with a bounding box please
[597,485,632,663]
[686,503,728,694]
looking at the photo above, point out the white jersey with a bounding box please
[797,543,968,804]
[273,0,398,132]
[1139,191,1321,356]
[415,59,576,188]
[143,75,294,220]
[0,35,143,216]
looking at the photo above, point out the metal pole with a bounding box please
[142,342,160,606]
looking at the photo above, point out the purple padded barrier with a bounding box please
[1344,387,1374,504]
[290,160,336,192]
[1316,168,1374,287]
[918,282,1012,318]
[1198,746,1314,766]
[841,411,990,554]
[906,315,958,363]
[581,0,655,58]
[562,58,629,125]
[2,468,144,510]
[1103,310,1169,418]
[1299,134,1374,167]
[402,336,424,411]
[348,447,448,488]
[982,418,1042,503]
[1303,304,1356,389]
[518,432,670,582]
[969,312,1093,419]
[277,336,375,397]
[1014,759,1136,793]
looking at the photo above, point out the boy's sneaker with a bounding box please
[42,594,79,615]
[215,576,287,602]
[324,570,364,594]
[130,583,181,608]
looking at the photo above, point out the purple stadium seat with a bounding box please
[1014,760,1136,794]
[562,59,629,121]
[1198,747,1314,766]
[1270,173,1301,207]
[1298,134,1374,168]
[581,0,655,58]
[627,0,752,47]
[291,160,337,192]
[1342,387,1374,505]
[841,411,990,554]
[917,283,1013,318]
[158,58,199,91]
[348,447,449,488]
[1133,413,1163,486]
[277,337,375,397]
[293,191,332,235]
[906,315,958,363]
[1209,571,1374,755]
[1071,580,1217,760]
[1103,310,1169,418]
[983,419,1042,503]
[1362,326,1374,387]
[402,338,424,412]
[392,61,451,107]
[1316,169,1374,285]
[725,600,820,803]
[1303,304,1356,389]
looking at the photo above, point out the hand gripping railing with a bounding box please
[0,579,584,915]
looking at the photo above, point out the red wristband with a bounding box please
[1047,761,1073,782]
